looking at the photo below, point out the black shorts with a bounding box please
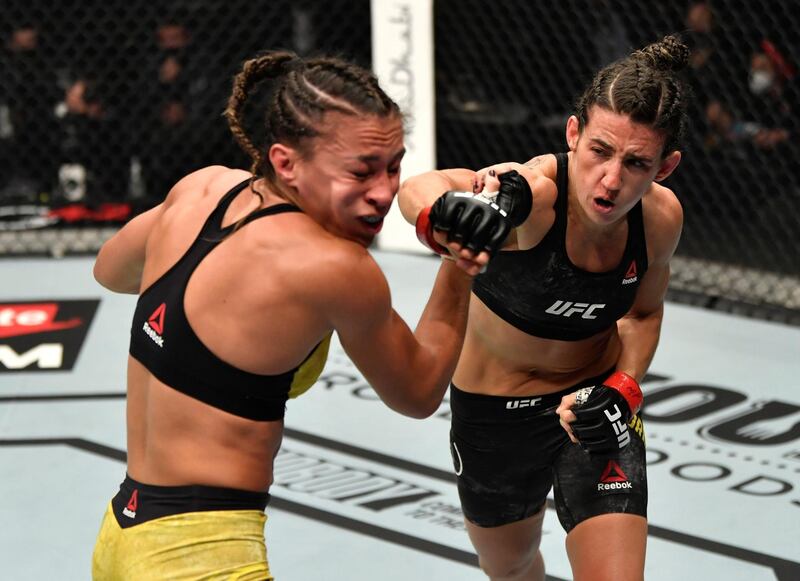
[449,370,647,532]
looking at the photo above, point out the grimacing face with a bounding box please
[566,106,680,226]
[280,112,406,247]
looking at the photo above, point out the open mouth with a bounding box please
[593,197,615,212]
[359,215,384,233]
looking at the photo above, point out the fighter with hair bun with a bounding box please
[399,35,690,580]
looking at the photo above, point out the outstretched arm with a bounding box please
[327,250,475,419]
[397,168,476,225]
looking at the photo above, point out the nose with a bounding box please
[601,160,622,193]
[366,172,397,209]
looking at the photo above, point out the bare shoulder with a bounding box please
[522,154,558,210]
[289,234,391,325]
[165,166,248,206]
[643,182,684,263]
[523,153,558,178]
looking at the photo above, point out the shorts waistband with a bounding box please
[111,474,270,528]
[450,367,615,422]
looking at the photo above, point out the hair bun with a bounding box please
[638,34,690,72]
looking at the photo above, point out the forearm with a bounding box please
[615,305,664,382]
[398,169,474,224]
[407,260,474,415]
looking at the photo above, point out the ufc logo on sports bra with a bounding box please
[544,300,606,319]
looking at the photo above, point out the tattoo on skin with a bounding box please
[525,157,544,169]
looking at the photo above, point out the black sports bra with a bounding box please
[129,179,331,420]
[472,153,648,341]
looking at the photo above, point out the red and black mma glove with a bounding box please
[415,191,511,256]
[570,371,643,454]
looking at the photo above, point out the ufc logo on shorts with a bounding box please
[506,397,542,410]
[545,300,606,319]
[605,405,631,448]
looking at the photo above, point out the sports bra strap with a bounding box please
[201,179,302,237]
[230,203,302,232]
[200,179,251,236]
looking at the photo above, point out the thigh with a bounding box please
[466,504,547,575]
[552,414,647,533]
[566,513,647,581]
[450,418,559,528]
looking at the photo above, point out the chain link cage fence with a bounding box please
[1,0,798,324]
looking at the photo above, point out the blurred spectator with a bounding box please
[590,0,631,68]
[54,74,129,206]
[702,100,788,153]
[134,9,221,207]
[746,40,796,130]
[0,20,60,203]
[685,2,716,71]
[682,1,736,107]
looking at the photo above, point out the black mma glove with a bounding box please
[570,371,643,454]
[415,191,510,256]
[496,170,533,227]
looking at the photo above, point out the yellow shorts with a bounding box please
[92,502,272,580]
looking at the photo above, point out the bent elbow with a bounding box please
[406,390,447,419]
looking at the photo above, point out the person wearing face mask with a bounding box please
[398,35,690,581]
[90,50,511,580]
[747,43,795,124]
[748,55,776,96]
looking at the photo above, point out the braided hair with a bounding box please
[574,35,691,156]
[224,50,401,192]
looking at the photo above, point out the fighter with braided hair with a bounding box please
[91,50,509,579]
[399,35,691,581]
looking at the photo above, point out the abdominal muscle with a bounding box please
[452,296,622,397]
[125,357,283,492]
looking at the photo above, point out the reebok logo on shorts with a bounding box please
[142,303,166,347]
[122,489,138,519]
[597,460,632,493]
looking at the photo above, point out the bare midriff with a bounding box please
[452,296,621,396]
[125,357,282,492]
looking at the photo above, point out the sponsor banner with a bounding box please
[273,439,472,551]
[0,300,99,372]
[641,375,800,558]
[371,0,436,253]
[285,338,800,563]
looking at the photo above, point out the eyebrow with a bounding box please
[590,138,653,164]
[353,148,407,163]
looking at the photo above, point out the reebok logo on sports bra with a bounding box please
[622,260,639,285]
[142,303,165,347]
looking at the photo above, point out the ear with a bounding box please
[654,150,681,182]
[268,143,300,186]
[565,115,580,151]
